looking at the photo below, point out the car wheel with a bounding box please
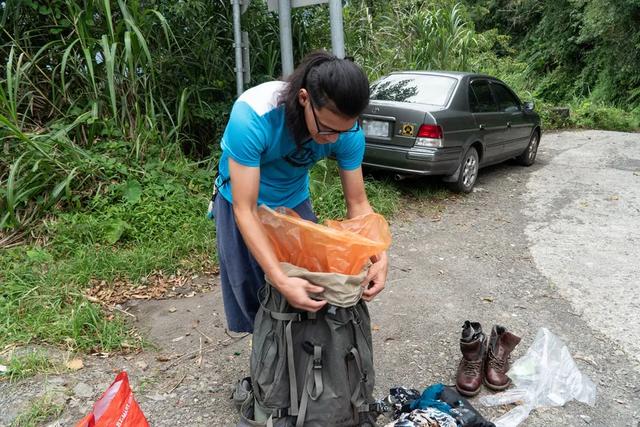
[449,146,479,193]
[516,130,539,166]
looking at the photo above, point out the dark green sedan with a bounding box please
[361,71,541,192]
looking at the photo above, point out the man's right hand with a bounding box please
[275,276,327,312]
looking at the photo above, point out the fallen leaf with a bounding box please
[482,297,494,303]
[372,325,380,331]
[156,355,171,362]
[65,358,84,371]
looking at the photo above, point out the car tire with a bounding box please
[449,146,479,193]
[516,130,539,166]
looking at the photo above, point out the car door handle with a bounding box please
[478,124,485,130]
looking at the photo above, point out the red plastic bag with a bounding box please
[75,372,149,427]
[258,206,392,275]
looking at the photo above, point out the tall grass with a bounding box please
[340,0,482,80]
[0,1,234,242]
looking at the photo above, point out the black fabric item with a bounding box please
[438,386,495,427]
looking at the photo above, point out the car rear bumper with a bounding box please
[362,143,462,176]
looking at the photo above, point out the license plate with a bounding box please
[363,119,390,138]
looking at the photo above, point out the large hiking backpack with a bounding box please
[240,272,379,427]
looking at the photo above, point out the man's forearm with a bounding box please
[233,205,286,287]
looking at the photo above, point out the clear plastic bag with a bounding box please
[257,205,391,275]
[479,327,596,427]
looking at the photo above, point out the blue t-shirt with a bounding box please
[215,81,365,208]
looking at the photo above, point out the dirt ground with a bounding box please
[1,130,639,427]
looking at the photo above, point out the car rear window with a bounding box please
[369,74,457,106]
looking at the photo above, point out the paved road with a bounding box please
[2,130,639,427]
[525,131,640,367]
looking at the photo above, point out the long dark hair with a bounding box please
[279,50,370,144]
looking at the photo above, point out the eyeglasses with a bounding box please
[309,100,361,136]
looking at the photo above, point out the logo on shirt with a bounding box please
[283,145,316,168]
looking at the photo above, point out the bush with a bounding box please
[570,101,640,132]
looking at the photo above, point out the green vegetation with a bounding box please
[464,0,640,131]
[10,394,64,427]
[1,0,638,354]
[310,160,400,222]
[0,146,216,351]
[0,351,59,382]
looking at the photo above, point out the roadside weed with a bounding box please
[10,394,64,427]
[0,351,58,382]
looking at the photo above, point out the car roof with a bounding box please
[388,70,494,80]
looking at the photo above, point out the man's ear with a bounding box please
[298,88,308,107]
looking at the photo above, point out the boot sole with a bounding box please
[483,377,511,391]
[455,384,481,397]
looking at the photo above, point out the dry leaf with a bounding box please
[65,358,84,371]
[482,296,494,303]
[372,325,380,331]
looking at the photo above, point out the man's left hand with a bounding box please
[362,251,388,302]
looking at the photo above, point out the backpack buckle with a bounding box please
[274,408,289,418]
[313,358,322,369]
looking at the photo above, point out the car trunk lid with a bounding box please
[362,100,442,147]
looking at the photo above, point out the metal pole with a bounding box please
[328,0,345,59]
[242,31,251,84]
[278,0,294,77]
[232,0,244,96]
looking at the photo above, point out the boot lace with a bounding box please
[487,351,507,371]
[461,359,482,376]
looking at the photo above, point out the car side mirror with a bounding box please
[523,101,535,111]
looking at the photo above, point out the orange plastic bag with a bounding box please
[75,372,149,427]
[258,206,391,275]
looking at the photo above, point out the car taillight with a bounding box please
[415,124,443,147]
[417,124,443,139]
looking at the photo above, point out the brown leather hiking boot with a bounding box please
[484,325,521,391]
[455,321,486,397]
